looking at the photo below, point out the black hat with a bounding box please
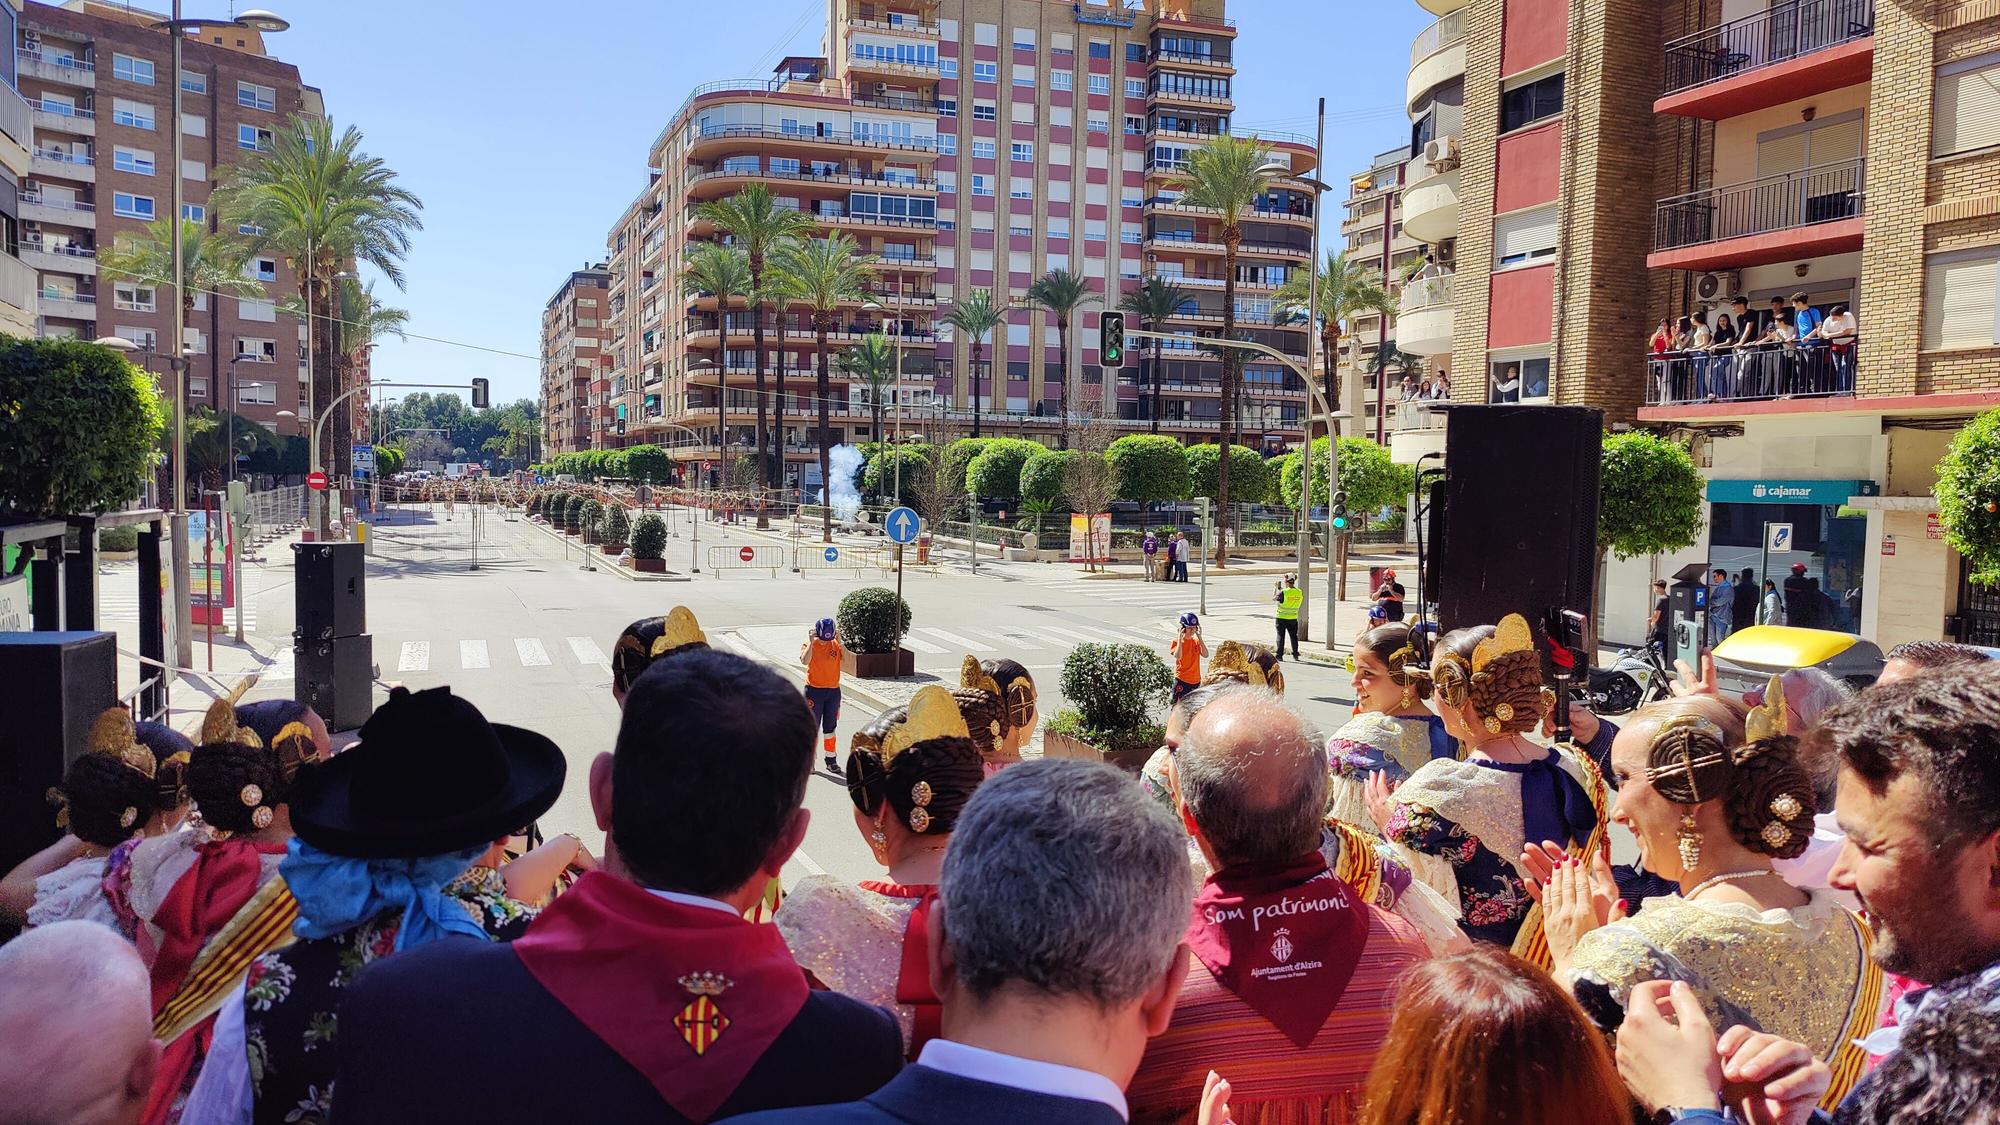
[289,686,566,859]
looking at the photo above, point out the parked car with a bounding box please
[1709,625,1884,696]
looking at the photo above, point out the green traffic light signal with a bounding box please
[1100,311,1125,368]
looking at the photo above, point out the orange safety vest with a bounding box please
[806,638,843,689]
[1173,637,1204,683]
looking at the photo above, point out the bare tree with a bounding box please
[1064,418,1118,573]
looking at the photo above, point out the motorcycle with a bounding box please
[1586,643,1672,716]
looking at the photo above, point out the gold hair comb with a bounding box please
[960,654,1002,699]
[650,606,707,656]
[1472,614,1537,673]
[88,708,157,780]
[201,698,262,750]
[1746,674,1789,744]
[881,686,972,765]
[1204,641,1256,686]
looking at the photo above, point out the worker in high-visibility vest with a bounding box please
[1274,573,1303,660]
[801,617,847,772]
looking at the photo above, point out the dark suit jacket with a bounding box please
[719,1064,1127,1125]
[331,935,903,1124]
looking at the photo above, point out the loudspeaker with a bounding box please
[0,631,118,873]
[1436,405,1603,640]
[294,542,366,640]
[296,633,375,732]
[1420,467,1447,607]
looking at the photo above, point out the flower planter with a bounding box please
[842,647,915,678]
[599,542,624,555]
[1041,729,1152,774]
[633,556,666,573]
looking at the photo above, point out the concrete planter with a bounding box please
[633,556,666,573]
[843,648,915,678]
[599,542,624,555]
[1041,729,1153,774]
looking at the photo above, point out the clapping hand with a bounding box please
[1671,652,1719,698]
[1363,771,1395,834]
[1617,982,1829,1125]
[1197,1070,1235,1125]
[1520,840,1623,971]
[1716,1026,1831,1125]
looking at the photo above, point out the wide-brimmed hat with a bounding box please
[289,686,566,858]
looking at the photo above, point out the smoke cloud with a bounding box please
[823,444,864,523]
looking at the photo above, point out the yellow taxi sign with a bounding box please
[1712,625,1859,670]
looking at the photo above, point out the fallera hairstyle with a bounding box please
[940,760,1193,1009]
[610,615,710,697]
[1175,685,1328,868]
[1885,640,1987,672]
[135,721,195,812]
[954,657,1036,744]
[186,701,316,835]
[1432,622,1549,736]
[613,649,816,895]
[1853,1003,2000,1125]
[1640,713,1816,860]
[1819,664,2000,849]
[846,702,984,837]
[1358,623,1432,702]
[52,754,159,848]
[1357,946,1631,1125]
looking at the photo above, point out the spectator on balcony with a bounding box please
[1688,312,1715,401]
[1729,294,1760,337]
[1791,291,1824,339]
[1813,302,1857,394]
[1491,363,1521,404]
[1710,312,1740,399]
[1648,318,1674,357]
[1398,375,1419,402]
[1751,307,1797,397]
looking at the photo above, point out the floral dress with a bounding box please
[1325,711,1455,834]
[242,866,532,1125]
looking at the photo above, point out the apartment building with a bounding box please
[582,0,1318,488]
[15,0,320,438]
[0,3,36,337]
[541,263,611,458]
[1338,142,1436,444]
[1395,0,2000,649]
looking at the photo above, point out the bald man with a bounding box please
[1126,686,1429,1122]
[0,920,159,1125]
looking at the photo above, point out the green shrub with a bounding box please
[1106,434,1191,503]
[0,337,167,517]
[600,502,631,545]
[863,444,932,506]
[624,444,671,484]
[1019,447,1077,509]
[630,513,667,559]
[837,586,913,654]
[942,438,993,493]
[1186,443,1272,505]
[562,494,586,531]
[98,524,140,552]
[1054,642,1173,752]
[577,499,603,538]
[966,438,1045,501]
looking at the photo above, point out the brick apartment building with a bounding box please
[1337,142,1438,444]
[16,0,320,440]
[541,263,611,458]
[0,1,38,338]
[565,0,1321,489]
[1395,0,2000,649]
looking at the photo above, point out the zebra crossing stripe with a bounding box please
[460,640,489,669]
[991,630,1048,649]
[567,636,611,666]
[397,641,430,673]
[917,627,994,653]
[1037,624,1109,646]
[515,638,551,667]
[897,632,946,654]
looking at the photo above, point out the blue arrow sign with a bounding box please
[885,506,920,544]
[824,546,840,563]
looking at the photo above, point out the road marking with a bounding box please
[262,647,294,681]
[1038,624,1113,646]
[515,637,551,667]
[991,630,1047,648]
[567,636,610,666]
[396,640,430,672]
[917,626,994,652]
[460,640,489,669]
[791,848,826,877]
[897,632,947,653]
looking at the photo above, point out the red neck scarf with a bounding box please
[1186,852,1370,1049]
[513,871,810,1123]
[859,880,941,1060]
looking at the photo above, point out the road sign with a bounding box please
[352,444,375,475]
[885,506,920,544]
[738,546,754,562]
[1765,523,1793,551]
[307,471,329,491]
[824,546,840,563]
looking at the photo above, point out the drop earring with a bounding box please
[1676,812,1702,873]
[868,821,889,864]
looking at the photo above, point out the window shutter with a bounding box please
[1935,62,2000,158]
[1805,119,1863,165]
[1923,253,1998,351]
[1493,206,1558,264]
[1756,132,1808,179]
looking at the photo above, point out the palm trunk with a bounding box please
[749,261,771,527]
[1148,332,1162,434]
[1056,317,1070,449]
[774,310,789,495]
[1216,230,1240,569]
[716,297,728,490]
[816,318,834,544]
[970,340,984,438]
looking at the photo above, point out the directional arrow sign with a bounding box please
[885,506,920,544]
[824,546,840,563]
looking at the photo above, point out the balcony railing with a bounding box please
[850,93,941,115]
[1411,9,1467,66]
[1662,0,1874,96]
[1151,47,1231,66]
[21,235,95,258]
[17,48,94,74]
[1654,157,1864,251]
[1645,338,1858,405]
[33,99,94,119]
[22,191,96,213]
[33,147,93,166]
[692,123,936,153]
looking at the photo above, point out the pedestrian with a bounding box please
[1171,613,1207,703]
[1141,530,1159,582]
[0,920,161,1125]
[802,617,847,773]
[1272,573,1302,659]
[1706,567,1735,645]
[1733,567,1758,633]
[1648,578,1672,655]
[1784,562,1816,628]
[1759,578,1785,626]
[1172,532,1190,582]
[1371,581,1405,624]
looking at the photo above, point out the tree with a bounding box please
[1019,446,1077,509]
[864,443,931,508]
[1106,434,1192,505]
[185,408,278,488]
[1187,443,1273,507]
[943,289,1003,438]
[1278,435,1411,516]
[1175,135,1279,565]
[1026,269,1092,446]
[0,338,166,516]
[699,185,818,493]
[624,443,671,484]
[1275,250,1391,410]
[681,242,751,488]
[838,333,897,444]
[760,240,807,479]
[1597,431,1706,647]
[911,433,965,523]
[217,116,423,531]
[1938,409,2000,586]
[966,438,1045,502]
[374,444,404,477]
[1118,276,1192,434]
[1064,421,1119,572]
[777,234,876,543]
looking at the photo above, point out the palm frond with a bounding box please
[774,235,877,317]
[1027,269,1091,322]
[1173,135,1278,234]
[943,288,1003,340]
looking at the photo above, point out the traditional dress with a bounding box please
[775,876,941,1058]
[1324,711,1454,834]
[1562,889,1885,1109]
[27,852,121,929]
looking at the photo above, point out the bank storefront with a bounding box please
[1706,479,1878,635]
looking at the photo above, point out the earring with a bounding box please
[868,827,888,863]
[1676,812,1702,873]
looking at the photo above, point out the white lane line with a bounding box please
[515,637,551,667]
[990,630,1047,649]
[460,640,489,669]
[1038,624,1109,645]
[918,626,995,652]
[791,848,826,876]
[567,636,611,666]
[396,640,430,672]
[898,632,947,654]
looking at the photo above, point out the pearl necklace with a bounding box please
[1683,869,1772,901]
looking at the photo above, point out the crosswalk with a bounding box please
[94,587,260,629]
[1035,579,1271,616]
[254,634,617,681]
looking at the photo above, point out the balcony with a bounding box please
[31,99,94,136]
[1414,0,1465,14]
[20,235,95,275]
[37,289,97,321]
[1389,401,1447,465]
[17,49,94,87]
[1401,140,1460,244]
[1643,340,1857,413]
[20,190,95,225]
[0,83,28,158]
[1396,273,1454,356]
[1650,157,1864,271]
[846,12,940,36]
[689,123,937,156]
[31,146,94,183]
[1658,0,1873,119]
[1407,10,1467,113]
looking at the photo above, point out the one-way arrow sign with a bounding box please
[885,506,920,544]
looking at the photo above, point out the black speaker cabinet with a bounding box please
[294,542,366,640]
[296,633,375,732]
[0,631,119,872]
[1437,406,1603,641]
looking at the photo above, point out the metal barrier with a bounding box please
[241,485,306,544]
[706,544,787,576]
[794,543,873,574]
[870,544,938,572]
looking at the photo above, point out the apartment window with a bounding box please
[1013,64,1035,86]
[238,222,264,236]
[1922,248,2000,350]
[938,97,957,117]
[1048,217,1070,240]
[1127,43,1145,62]
[1013,27,1035,50]
[238,81,277,112]
[1085,219,1107,241]
[1010,175,1033,199]
[180,203,204,222]
[1935,54,2000,158]
[238,124,274,151]
[112,98,155,130]
[1125,114,1144,135]
[239,298,277,322]
[1121,222,1142,245]
[1089,40,1111,59]
[1124,77,1145,99]
[1500,71,1565,133]
[188,375,209,398]
[237,382,277,405]
[237,337,277,362]
[112,146,155,175]
[1489,354,1551,402]
[1494,205,1558,268]
[179,69,206,93]
[974,22,998,46]
[972,139,996,159]
[112,192,155,219]
[252,257,278,281]
[973,102,996,121]
[112,53,155,85]
[1087,115,1109,133]
[1123,193,1143,209]
[183,159,206,182]
[972,175,994,197]
[973,61,997,82]
[1052,70,1073,91]
[1009,223,1031,237]
[938,133,956,155]
[113,283,156,311]
[768,156,800,174]
[937,219,956,230]
[1010,141,1033,162]
[185,330,208,355]
[940,57,958,79]
[1011,101,1036,124]
[1048,178,1071,201]
[182,114,205,138]
[938,171,956,194]
[1089,75,1110,96]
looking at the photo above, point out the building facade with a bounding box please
[16,0,320,439]
[540,263,611,458]
[1338,142,1438,444]
[570,0,1319,489]
[0,1,37,337]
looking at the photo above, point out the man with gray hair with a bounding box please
[727,760,1194,1125]
[1128,686,1429,1123]
[0,920,160,1125]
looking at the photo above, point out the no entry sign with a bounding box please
[738,546,755,562]
[307,471,329,491]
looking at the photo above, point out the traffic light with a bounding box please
[1099,311,1126,369]
[1331,489,1350,531]
[471,377,490,409]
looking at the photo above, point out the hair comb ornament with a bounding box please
[201,698,262,750]
[1645,714,1732,804]
[880,686,972,766]
[960,655,1002,699]
[651,606,707,657]
[88,708,158,780]
[1204,641,1259,687]
[1471,614,1538,673]
[45,787,72,830]
[1745,674,1789,744]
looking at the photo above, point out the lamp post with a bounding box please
[225,353,262,489]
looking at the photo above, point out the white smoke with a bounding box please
[823,444,864,523]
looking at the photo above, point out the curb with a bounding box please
[519,518,692,582]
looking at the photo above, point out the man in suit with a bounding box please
[1127,687,1429,1122]
[725,760,1195,1125]
[333,649,903,1124]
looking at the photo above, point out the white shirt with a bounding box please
[180,985,252,1125]
[647,888,741,916]
[1771,812,1859,910]
[916,1038,1129,1120]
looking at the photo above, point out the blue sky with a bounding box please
[262,0,1430,407]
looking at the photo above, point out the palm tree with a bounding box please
[281,277,410,431]
[1026,269,1092,446]
[760,242,807,480]
[681,243,751,484]
[942,288,1002,438]
[698,185,818,494]
[1118,276,1191,434]
[776,235,877,543]
[1274,250,1390,410]
[1176,135,1279,566]
[216,116,423,528]
[838,333,897,444]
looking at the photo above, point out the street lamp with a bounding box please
[225,353,263,489]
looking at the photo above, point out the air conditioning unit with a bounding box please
[1694,270,1740,303]
[1424,135,1460,171]
[22,30,38,48]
